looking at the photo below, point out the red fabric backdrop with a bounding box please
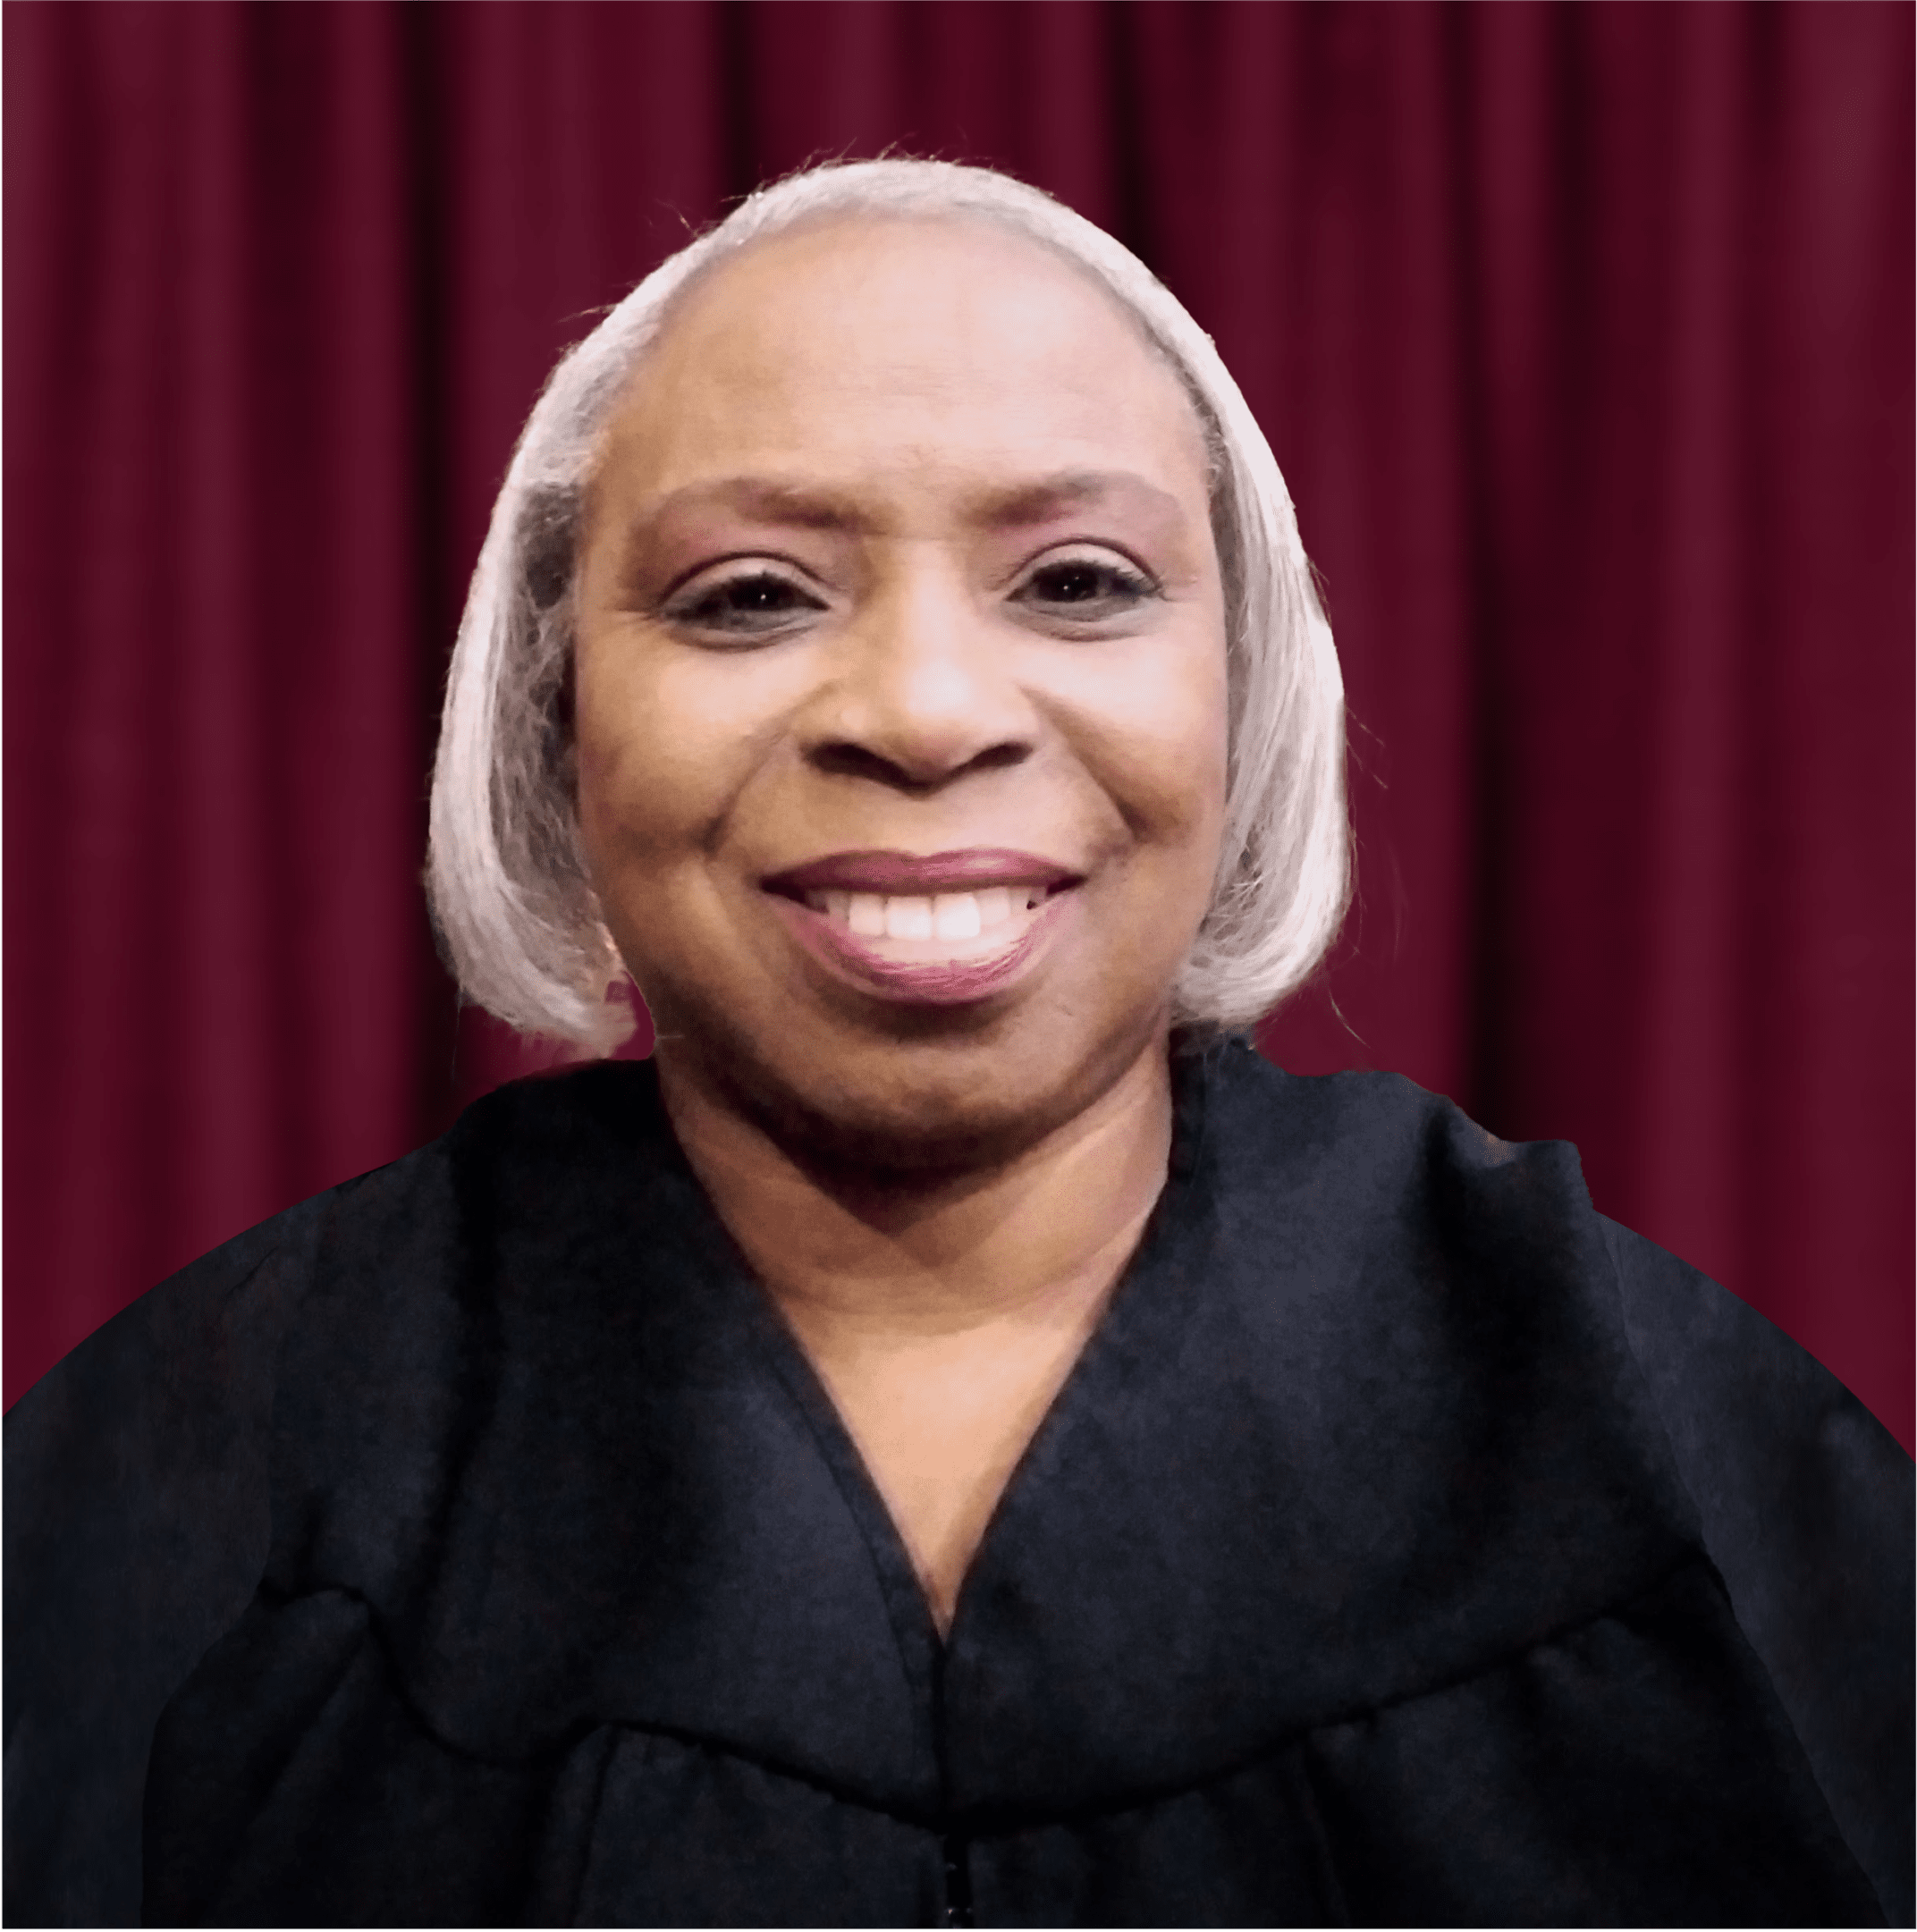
[5,1,1911,1449]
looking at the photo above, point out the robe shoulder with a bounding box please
[1599,1206,1914,1925]
[1,1130,458,1928]
[2,1067,663,1926]
[1246,1052,1913,1921]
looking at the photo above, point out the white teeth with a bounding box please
[805,886,1046,939]
[933,894,982,941]
[884,896,934,940]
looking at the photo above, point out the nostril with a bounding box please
[968,743,1028,774]
[809,739,1031,789]
[810,742,913,786]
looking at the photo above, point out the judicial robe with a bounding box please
[4,1038,1911,1927]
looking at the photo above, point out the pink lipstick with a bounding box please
[764,848,1080,897]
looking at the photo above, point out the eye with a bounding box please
[1013,553,1159,618]
[664,569,827,638]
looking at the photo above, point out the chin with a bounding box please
[663,976,1170,1180]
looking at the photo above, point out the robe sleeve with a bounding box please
[3,1202,317,1928]
[1601,1213,1915,1927]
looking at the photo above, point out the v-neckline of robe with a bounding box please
[712,1041,1217,1692]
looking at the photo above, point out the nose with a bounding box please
[800,558,1036,791]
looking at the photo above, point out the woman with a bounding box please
[6,159,1909,1928]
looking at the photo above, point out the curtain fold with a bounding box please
[6,0,1910,1449]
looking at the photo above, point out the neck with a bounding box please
[655,1033,1176,1633]
[654,1034,1176,1345]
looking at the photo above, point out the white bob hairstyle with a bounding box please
[426,157,1351,1054]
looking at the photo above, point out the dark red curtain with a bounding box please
[6,1,1910,1450]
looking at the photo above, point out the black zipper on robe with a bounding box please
[931,1638,975,1928]
[940,1833,975,1928]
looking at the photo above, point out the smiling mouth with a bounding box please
[761,850,1082,1002]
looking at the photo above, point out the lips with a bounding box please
[764,848,1081,897]
[760,848,1083,1006]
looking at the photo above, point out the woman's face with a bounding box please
[573,215,1229,1167]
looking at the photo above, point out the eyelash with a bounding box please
[661,551,1161,638]
[663,570,822,635]
[1014,556,1159,612]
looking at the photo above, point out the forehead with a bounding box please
[593,215,1211,507]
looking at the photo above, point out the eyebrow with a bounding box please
[637,469,1189,539]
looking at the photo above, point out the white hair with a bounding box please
[426,157,1350,1053]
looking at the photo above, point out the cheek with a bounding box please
[573,642,759,872]
[573,652,669,871]
[1065,635,1230,858]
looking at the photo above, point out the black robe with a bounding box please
[5,1040,1910,1927]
